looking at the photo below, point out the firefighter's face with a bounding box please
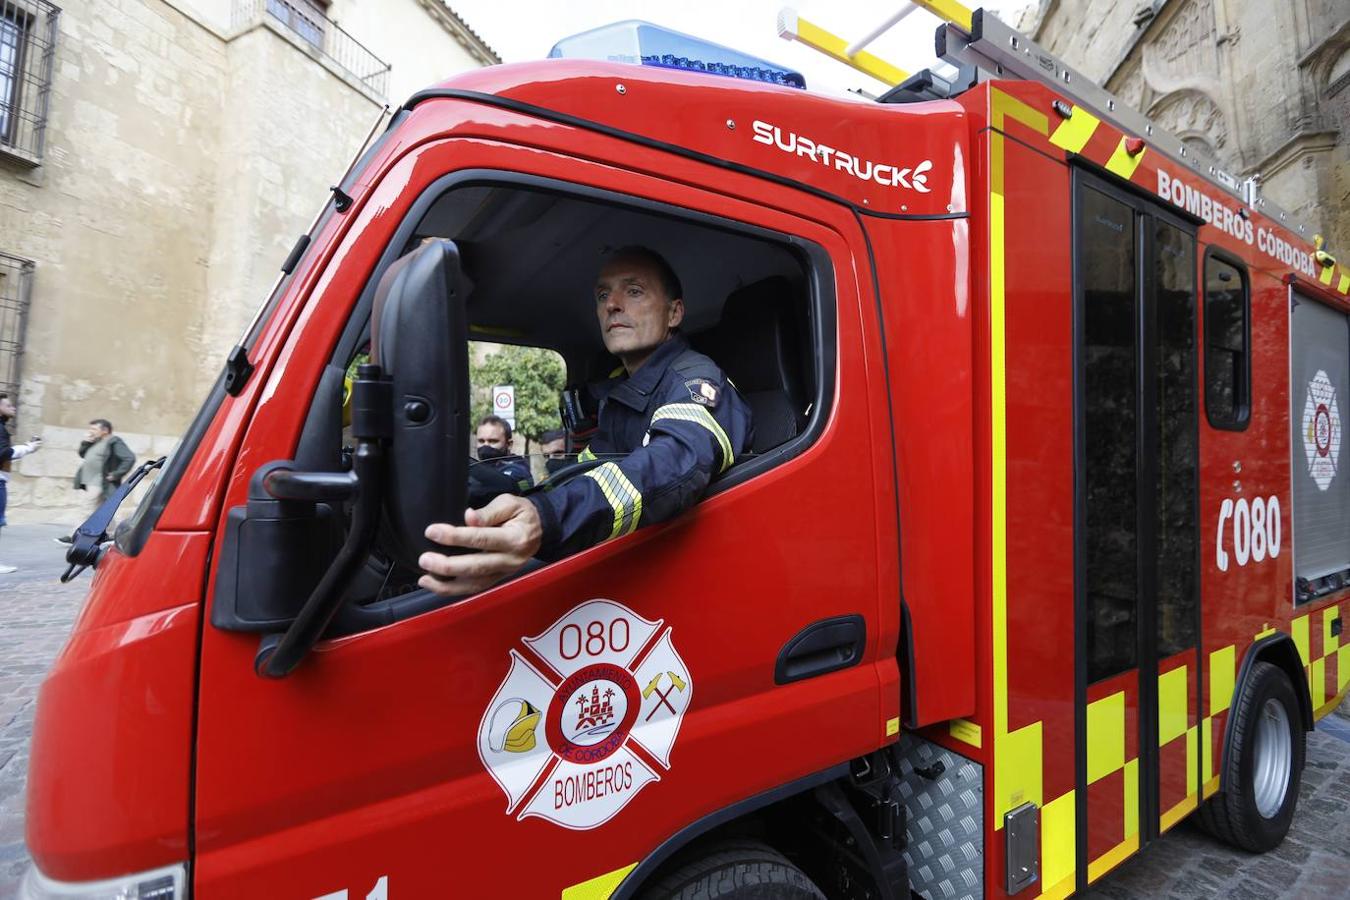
[595,258,684,369]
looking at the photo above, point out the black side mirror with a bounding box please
[371,239,470,570]
[220,239,471,679]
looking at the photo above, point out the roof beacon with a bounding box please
[549,20,806,89]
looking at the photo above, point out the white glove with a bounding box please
[9,440,39,460]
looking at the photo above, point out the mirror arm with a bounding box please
[255,366,391,678]
[264,468,358,502]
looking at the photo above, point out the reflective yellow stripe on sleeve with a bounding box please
[650,403,735,473]
[583,462,642,538]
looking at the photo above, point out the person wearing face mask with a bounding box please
[419,245,752,597]
[537,427,572,479]
[474,414,534,492]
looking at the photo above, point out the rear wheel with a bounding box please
[1197,661,1304,852]
[638,839,826,900]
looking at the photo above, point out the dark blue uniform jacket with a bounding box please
[478,454,534,492]
[530,335,752,561]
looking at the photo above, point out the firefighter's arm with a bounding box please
[530,400,737,561]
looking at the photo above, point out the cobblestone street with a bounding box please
[0,524,89,899]
[0,523,1348,898]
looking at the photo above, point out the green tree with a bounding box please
[469,342,566,449]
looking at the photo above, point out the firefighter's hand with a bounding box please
[418,494,543,597]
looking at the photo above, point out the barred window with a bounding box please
[0,0,59,165]
[0,251,33,400]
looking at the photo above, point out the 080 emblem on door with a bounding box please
[477,599,693,829]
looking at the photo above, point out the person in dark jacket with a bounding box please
[55,419,136,547]
[0,393,43,574]
[473,414,534,492]
[73,419,135,503]
[418,246,752,597]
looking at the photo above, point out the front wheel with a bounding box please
[1197,661,1305,852]
[638,840,826,900]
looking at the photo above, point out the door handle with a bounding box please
[775,615,867,685]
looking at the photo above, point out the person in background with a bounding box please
[474,414,534,492]
[538,427,570,478]
[56,419,136,546]
[0,393,43,574]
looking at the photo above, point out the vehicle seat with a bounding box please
[693,276,809,454]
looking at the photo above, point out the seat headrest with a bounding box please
[700,276,800,395]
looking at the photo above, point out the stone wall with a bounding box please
[1,1,231,523]
[1018,0,1349,254]
[0,0,494,525]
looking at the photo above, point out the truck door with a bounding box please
[190,132,891,898]
[1073,171,1202,883]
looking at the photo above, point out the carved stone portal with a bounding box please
[1141,0,1222,99]
[1149,89,1232,163]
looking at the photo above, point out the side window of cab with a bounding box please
[308,180,833,620]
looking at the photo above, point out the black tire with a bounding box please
[637,839,826,900]
[1197,661,1305,852]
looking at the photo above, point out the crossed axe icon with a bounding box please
[641,671,687,721]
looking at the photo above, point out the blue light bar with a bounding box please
[549,20,806,89]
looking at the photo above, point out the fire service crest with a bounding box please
[477,599,693,829]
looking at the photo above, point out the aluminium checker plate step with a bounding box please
[896,732,984,900]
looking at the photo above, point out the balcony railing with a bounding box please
[0,0,60,165]
[233,0,391,100]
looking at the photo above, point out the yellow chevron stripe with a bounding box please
[1338,273,1349,294]
[1104,137,1146,180]
[651,403,735,473]
[1319,263,1335,286]
[1049,106,1100,153]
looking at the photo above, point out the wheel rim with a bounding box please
[1252,698,1292,818]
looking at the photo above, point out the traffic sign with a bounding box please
[493,385,515,426]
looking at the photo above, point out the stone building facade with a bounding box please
[1015,0,1348,254]
[0,0,495,522]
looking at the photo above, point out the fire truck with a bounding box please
[20,3,1349,899]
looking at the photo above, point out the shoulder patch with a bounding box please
[685,378,720,408]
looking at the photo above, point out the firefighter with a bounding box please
[472,414,534,492]
[418,245,753,596]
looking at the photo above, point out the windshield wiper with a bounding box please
[61,456,166,583]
